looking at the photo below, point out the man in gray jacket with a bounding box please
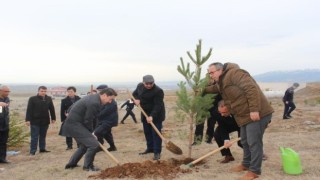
[61,88,117,171]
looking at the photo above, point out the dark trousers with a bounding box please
[0,130,9,161]
[30,124,49,153]
[67,136,99,168]
[194,115,217,143]
[283,101,296,117]
[213,126,242,156]
[121,110,137,123]
[66,137,74,148]
[142,120,162,153]
[98,126,115,147]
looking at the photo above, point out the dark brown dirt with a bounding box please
[89,158,194,179]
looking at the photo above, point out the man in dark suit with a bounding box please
[25,86,56,155]
[61,88,117,171]
[60,86,81,150]
[95,84,118,152]
[214,100,242,163]
[120,98,137,124]
[282,83,299,119]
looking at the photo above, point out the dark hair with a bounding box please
[218,100,225,107]
[293,83,300,87]
[38,86,47,91]
[67,86,77,92]
[99,88,117,96]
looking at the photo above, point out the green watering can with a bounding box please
[280,147,302,175]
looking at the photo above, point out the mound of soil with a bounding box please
[89,158,194,179]
[296,82,320,96]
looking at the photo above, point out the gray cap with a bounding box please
[96,84,108,90]
[293,83,300,87]
[143,75,154,83]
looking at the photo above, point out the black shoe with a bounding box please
[40,149,51,153]
[192,142,201,146]
[153,153,160,160]
[139,149,154,155]
[29,152,35,156]
[283,116,290,119]
[65,164,79,169]
[0,159,10,164]
[287,114,293,118]
[66,147,73,150]
[83,165,100,171]
[107,146,117,151]
[120,121,124,124]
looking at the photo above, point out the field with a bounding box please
[1,84,320,180]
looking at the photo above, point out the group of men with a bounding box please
[0,62,301,179]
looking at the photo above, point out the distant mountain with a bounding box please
[253,69,320,82]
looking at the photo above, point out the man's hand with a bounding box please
[147,116,153,123]
[250,112,260,121]
[134,99,140,106]
[0,102,8,107]
[51,120,56,124]
[25,121,30,126]
[224,140,232,148]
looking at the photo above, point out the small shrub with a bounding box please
[8,111,29,148]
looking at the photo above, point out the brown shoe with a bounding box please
[238,171,258,180]
[231,164,249,172]
[220,155,235,163]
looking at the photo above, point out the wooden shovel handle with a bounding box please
[190,137,241,165]
[98,142,120,165]
[127,91,166,141]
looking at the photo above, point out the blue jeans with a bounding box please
[30,125,49,153]
[142,120,162,153]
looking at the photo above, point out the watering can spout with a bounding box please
[279,147,285,154]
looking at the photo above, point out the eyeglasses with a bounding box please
[208,70,218,75]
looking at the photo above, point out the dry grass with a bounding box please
[1,90,320,180]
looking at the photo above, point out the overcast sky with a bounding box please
[1,0,319,84]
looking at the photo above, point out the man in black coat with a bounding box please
[25,86,56,155]
[94,83,118,152]
[132,75,165,160]
[61,88,117,171]
[0,85,11,163]
[60,86,81,150]
[120,98,137,124]
[282,83,299,119]
[94,99,118,151]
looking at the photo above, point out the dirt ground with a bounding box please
[1,84,320,180]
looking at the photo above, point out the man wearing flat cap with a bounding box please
[132,75,165,160]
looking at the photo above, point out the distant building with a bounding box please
[48,87,67,97]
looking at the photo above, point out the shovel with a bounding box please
[98,142,120,166]
[128,91,183,155]
[181,137,241,169]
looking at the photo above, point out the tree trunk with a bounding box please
[188,115,194,158]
